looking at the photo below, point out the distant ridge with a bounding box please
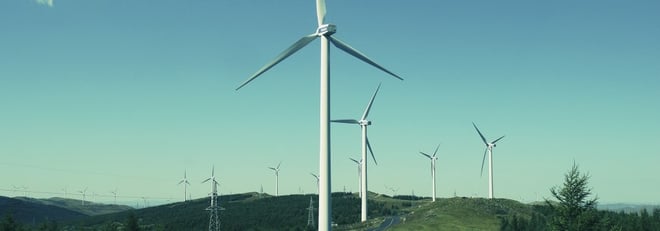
[0,196,87,223]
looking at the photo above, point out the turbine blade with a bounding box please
[480,148,488,177]
[277,162,281,169]
[328,36,403,80]
[492,135,506,144]
[316,0,326,26]
[432,144,440,157]
[268,167,276,171]
[331,119,359,124]
[361,83,381,121]
[236,34,318,90]
[366,137,377,165]
[310,173,319,179]
[419,151,432,159]
[178,180,184,185]
[349,157,360,164]
[472,122,488,145]
[202,178,211,184]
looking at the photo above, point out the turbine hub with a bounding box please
[359,120,371,126]
[316,24,336,36]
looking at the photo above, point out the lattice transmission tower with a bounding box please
[307,196,316,228]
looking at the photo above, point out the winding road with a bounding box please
[368,216,401,231]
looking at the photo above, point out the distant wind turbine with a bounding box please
[332,83,383,222]
[268,162,281,196]
[110,188,118,204]
[78,187,88,206]
[349,157,362,198]
[419,144,440,202]
[235,0,403,228]
[472,122,505,199]
[202,166,220,198]
[310,173,320,194]
[178,170,191,202]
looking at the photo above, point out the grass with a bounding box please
[388,197,533,231]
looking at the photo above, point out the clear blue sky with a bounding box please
[1,0,659,206]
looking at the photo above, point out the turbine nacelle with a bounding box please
[358,120,371,126]
[316,24,336,36]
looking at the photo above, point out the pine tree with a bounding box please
[546,162,599,231]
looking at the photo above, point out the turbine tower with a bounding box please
[268,162,281,196]
[202,166,223,231]
[472,122,505,199]
[178,170,191,202]
[310,173,320,194]
[419,144,440,202]
[62,186,68,199]
[236,0,402,228]
[332,83,382,222]
[349,157,362,198]
[110,188,118,204]
[78,187,88,206]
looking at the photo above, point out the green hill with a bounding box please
[0,196,87,224]
[66,192,409,230]
[15,197,133,216]
[63,192,546,231]
[388,197,543,231]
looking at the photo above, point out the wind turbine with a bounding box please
[472,122,505,199]
[268,162,281,196]
[310,173,319,194]
[236,0,402,228]
[78,187,88,206]
[178,170,191,202]
[110,188,118,204]
[349,157,362,198]
[419,144,440,202]
[202,166,220,197]
[332,83,382,222]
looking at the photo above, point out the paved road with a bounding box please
[368,216,400,231]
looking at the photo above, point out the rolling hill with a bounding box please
[62,193,543,230]
[0,196,133,224]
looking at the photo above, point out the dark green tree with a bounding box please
[546,162,600,231]
[126,213,140,231]
[0,213,20,231]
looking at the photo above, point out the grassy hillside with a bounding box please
[388,197,541,231]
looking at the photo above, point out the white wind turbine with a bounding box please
[349,157,362,198]
[236,0,402,228]
[202,166,220,197]
[178,170,191,202]
[78,187,88,206]
[310,173,319,194]
[110,188,118,204]
[268,162,281,196]
[419,144,440,202]
[472,122,505,199]
[332,83,383,222]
